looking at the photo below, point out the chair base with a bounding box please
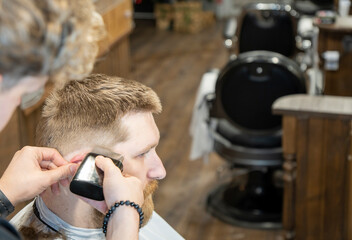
[206,170,283,230]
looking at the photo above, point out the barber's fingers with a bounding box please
[40,160,57,170]
[44,164,78,185]
[19,146,67,167]
[95,156,123,176]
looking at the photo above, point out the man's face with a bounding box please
[64,111,166,226]
[111,111,166,224]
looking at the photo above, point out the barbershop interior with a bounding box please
[1,0,352,239]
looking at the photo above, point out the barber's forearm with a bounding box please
[106,207,140,240]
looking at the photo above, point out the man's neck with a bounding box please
[41,187,103,229]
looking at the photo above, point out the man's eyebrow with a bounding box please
[136,142,158,155]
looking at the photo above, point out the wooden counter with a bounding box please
[273,94,352,240]
[94,0,133,77]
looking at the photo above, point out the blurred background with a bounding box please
[2,0,352,239]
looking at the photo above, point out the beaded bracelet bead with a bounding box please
[102,200,144,236]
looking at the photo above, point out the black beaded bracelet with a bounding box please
[102,200,144,236]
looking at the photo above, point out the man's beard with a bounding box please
[93,180,158,227]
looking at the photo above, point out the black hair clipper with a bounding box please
[69,147,123,201]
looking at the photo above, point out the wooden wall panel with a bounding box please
[0,113,21,177]
[282,116,297,240]
[305,118,324,240]
[96,0,133,55]
[93,36,131,78]
[295,117,309,240]
[347,122,352,239]
[322,119,349,239]
[294,118,350,240]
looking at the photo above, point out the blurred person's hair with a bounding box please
[0,0,105,90]
[36,73,162,155]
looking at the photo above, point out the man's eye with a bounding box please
[138,148,153,157]
[138,151,148,157]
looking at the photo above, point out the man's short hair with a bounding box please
[36,74,162,155]
[0,0,105,90]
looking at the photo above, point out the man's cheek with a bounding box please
[122,163,142,178]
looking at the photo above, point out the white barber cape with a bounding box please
[189,69,219,162]
[11,196,184,240]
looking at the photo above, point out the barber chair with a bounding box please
[223,1,324,82]
[293,0,334,16]
[223,3,299,58]
[198,51,306,229]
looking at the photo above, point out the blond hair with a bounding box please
[36,74,162,155]
[0,0,105,90]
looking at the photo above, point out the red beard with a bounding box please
[141,180,158,226]
[93,180,159,227]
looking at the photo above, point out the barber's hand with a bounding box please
[0,146,78,206]
[81,156,144,213]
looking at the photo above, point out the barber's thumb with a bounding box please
[47,164,78,184]
[95,156,119,173]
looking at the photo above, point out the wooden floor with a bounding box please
[129,20,284,240]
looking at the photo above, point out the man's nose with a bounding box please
[147,154,166,180]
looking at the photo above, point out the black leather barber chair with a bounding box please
[222,2,317,83]
[205,51,306,229]
[224,3,299,58]
[293,0,334,16]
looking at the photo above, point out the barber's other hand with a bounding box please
[0,146,77,206]
[82,156,144,213]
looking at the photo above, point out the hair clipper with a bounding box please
[69,147,123,201]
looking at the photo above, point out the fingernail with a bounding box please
[96,155,105,160]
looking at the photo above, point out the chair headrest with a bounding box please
[238,4,297,57]
[211,51,306,134]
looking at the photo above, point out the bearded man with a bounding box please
[10,74,184,240]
